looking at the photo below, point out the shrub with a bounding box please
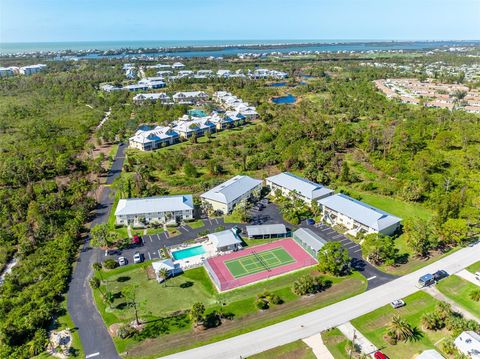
[421,312,444,331]
[256,298,269,310]
[89,277,100,289]
[117,324,137,339]
[269,294,283,305]
[292,275,331,296]
[92,262,102,271]
[469,289,480,302]
[103,259,118,269]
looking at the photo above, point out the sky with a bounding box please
[1,0,479,43]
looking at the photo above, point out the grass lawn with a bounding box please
[93,262,367,358]
[249,340,316,359]
[467,261,480,274]
[351,291,448,358]
[186,219,205,229]
[321,328,351,359]
[224,211,245,224]
[436,275,480,318]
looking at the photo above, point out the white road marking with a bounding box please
[340,238,350,243]
[148,252,151,260]
[367,276,377,281]
[149,236,153,242]
[183,226,189,232]
[158,249,162,258]
[156,234,161,241]
[86,353,100,358]
[354,248,362,253]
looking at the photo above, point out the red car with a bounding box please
[374,351,389,359]
[132,235,143,246]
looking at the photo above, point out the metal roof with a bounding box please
[454,331,480,358]
[293,228,327,252]
[246,224,287,237]
[201,175,262,205]
[266,172,333,200]
[208,229,242,248]
[318,193,401,231]
[115,195,193,216]
[416,350,445,359]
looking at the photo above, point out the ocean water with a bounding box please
[1,39,479,57]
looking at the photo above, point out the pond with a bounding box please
[269,82,288,87]
[272,94,297,104]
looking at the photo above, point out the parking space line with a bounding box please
[148,252,151,260]
[354,248,362,253]
[155,234,161,241]
[149,236,153,242]
[183,226,189,232]
[367,276,377,281]
[86,353,100,359]
[339,238,350,243]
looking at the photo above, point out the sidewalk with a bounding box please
[424,286,480,322]
[456,270,479,287]
[338,322,377,357]
[302,333,334,359]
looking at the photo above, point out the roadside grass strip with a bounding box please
[225,248,295,279]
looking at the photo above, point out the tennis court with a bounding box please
[224,247,295,278]
[205,238,318,291]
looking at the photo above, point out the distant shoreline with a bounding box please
[1,39,479,57]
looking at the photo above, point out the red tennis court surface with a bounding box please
[205,238,317,291]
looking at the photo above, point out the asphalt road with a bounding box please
[67,143,126,359]
[159,240,480,359]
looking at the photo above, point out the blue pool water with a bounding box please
[272,94,297,104]
[269,82,287,87]
[188,109,208,117]
[171,245,206,260]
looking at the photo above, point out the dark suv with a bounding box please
[433,270,449,282]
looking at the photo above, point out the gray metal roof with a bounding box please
[318,193,401,231]
[115,195,193,216]
[208,229,242,248]
[293,228,327,252]
[246,224,287,237]
[201,175,262,205]
[416,350,445,359]
[266,172,333,200]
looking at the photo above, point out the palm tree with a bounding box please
[387,315,415,342]
[158,268,169,287]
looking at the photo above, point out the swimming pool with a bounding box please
[171,245,206,260]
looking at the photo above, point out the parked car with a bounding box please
[118,256,127,266]
[374,351,389,359]
[106,249,121,256]
[417,273,435,288]
[132,235,143,246]
[306,218,315,225]
[133,252,143,264]
[390,299,405,309]
[433,270,449,282]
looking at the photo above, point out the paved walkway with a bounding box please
[456,269,480,286]
[424,286,480,322]
[338,322,377,356]
[302,334,334,359]
[159,242,480,359]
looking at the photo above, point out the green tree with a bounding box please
[122,285,143,325]
[158,268,169,287]
[362,233,397,266]
[317,242,351,276]
[183,161,198,178]
[190,302,206,327]
[90,223,115,247]
[385,315,416,343]
[404,218,434,258]
[440,218,469,246]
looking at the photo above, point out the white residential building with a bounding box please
[128,125,180,151]
[171,117,216,139]
[172,62,185,69]
[172,91,209,104]
[207,229,243,252]
[0,67,14,77]
[318,193,402,237]
[266,172,334,205]
[114,195,194,226]
[19,64,47,75]
[133,93,171,104]
[455,331,480,358]
[201,175,262,214]
[138,77,166,89]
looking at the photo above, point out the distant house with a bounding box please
[208,229,243,252]
[318,193,402,236]
[201,175,262,214]
[100,84,121,92]
[172,62,185,69]
[292,228,327,258]
[217,69,232,77]
[172,91,209,104]
[123,84,149,92]
[209,113,234,130]
[133,93,171,104]
[152,259,182,283]
[0,67,14,77]
[266,172,334,205]
[455,331,480,358]
[172,117,216,139]
[128,125,179,151]
[114,195,194,226]
[138,77,166,89]
[19,64,46,75]
[246,224,288,239]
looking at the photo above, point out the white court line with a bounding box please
[86,353,100,359]
[367,276,377,281]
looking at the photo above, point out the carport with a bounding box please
[246,224,288,239]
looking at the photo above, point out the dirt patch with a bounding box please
[124,277,365,358]
[146,265,157,280]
